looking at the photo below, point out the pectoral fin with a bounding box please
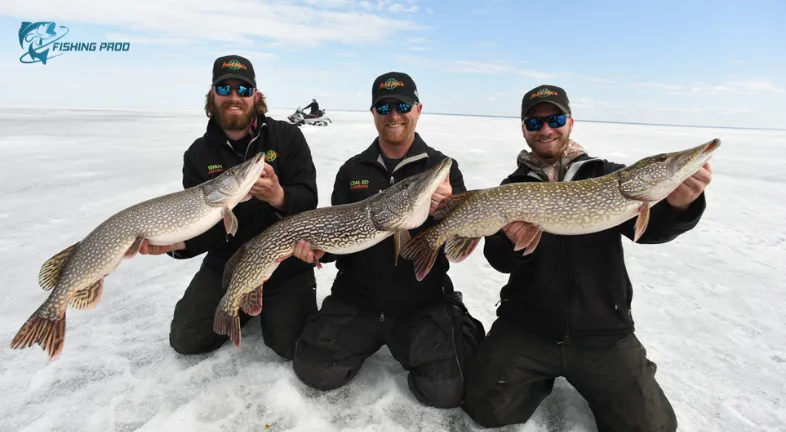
[223,208,239,236]
[513,225,542,254]
[124,237,145,259]
[393,230,411,265]
[633,203,651,243]
[433,192,474,220]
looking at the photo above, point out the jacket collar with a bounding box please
[358,132,430,173]
[205,113,268,153]
[508,153,601,183]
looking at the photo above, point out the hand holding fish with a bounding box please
[285,239,325,268]
[251,164,286,210]
[429,176,452,216]
[666,162,712,210]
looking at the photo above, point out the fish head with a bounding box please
[202,152,266,207]
[369,157,453,231]
[618,138,720,202]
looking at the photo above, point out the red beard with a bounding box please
[217,101,255,131]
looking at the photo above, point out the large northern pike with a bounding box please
[10,153,267,361]
[214,157,453,348]
[400,139,720,281]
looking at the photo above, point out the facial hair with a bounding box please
[217,99,255,131]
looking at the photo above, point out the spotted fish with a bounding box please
[401,139,720,281]
[214,157,453,348]
[10,153,267,361]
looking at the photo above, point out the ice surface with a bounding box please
[0,107,784,432]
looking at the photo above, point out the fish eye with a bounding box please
[228,169,236,175]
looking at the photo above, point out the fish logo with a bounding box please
[18,22,70,65]
[530,88,559,99]
[222,60,247,70]
[380,78,404,90]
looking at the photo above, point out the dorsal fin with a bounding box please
[39,243,78,290]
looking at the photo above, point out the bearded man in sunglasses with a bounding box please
[288,72,485,409]
[139,55,319,361]
[461,85,712,431]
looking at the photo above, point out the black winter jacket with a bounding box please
[169,114,318,286]
[484,153,706,344]
[321,133,466,316]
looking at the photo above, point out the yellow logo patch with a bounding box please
[265,150,278,162]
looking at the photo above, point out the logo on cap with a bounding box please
[379,78,405,90]
[530,87,558,99]
[222,59,247,70]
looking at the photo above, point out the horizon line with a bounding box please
[1,104,783,132]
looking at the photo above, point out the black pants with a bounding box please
[169,262,317,360]
[293,293,485,409]
[462,319,678,431]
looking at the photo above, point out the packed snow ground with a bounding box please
[0,107,784,432]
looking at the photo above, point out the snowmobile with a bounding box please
[287,107,332,127]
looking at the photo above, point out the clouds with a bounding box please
[1,0,422,47]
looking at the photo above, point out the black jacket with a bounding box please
[321,132,466,316]
[169,114,318,286]
[484,154,706,344]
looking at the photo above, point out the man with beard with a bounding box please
[460,85,713,431]
[139,55,319,360]
[287,72,486,409]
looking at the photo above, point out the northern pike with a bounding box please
[214,157,453,348]
[10,153,267,361]
[400,139,720,281]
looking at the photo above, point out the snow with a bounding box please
[0,107,784,432]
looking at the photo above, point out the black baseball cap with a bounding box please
[521,85,571,119]
[371,72,420,108]
[212,55,256,87]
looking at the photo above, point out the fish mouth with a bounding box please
[703,138,721,154]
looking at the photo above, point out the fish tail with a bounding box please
[9,305,66,362]
[400,229,445,282]
[213,299,242,348]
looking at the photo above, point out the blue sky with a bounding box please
[1,0,784,128]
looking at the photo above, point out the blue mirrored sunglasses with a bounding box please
[374,102,413,116]
[214,84,255,97]
[523,114,568,132]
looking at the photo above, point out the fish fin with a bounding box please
[223,208,239,237]
[124,237,145,259]
[39,242,78,290]
[213,303,242,348]
[633,203,651,243]
[240,193,252,203]
[239,286,263,316]
[512,225,542,252]
[393,230,411,265]
[521,230,543,256]
[9,306,67,362]
[222,248,245,290]
[400,230,443,281]
[433,192,474,220]
[69,279,104,310]
[444,236,481,263]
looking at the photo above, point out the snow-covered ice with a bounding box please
[0,107,784,432]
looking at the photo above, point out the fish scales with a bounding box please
[214,157,455,348]
[10,153,266,362]
[401,139,720,281]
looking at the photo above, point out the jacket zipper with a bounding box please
[371,153,428,321]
